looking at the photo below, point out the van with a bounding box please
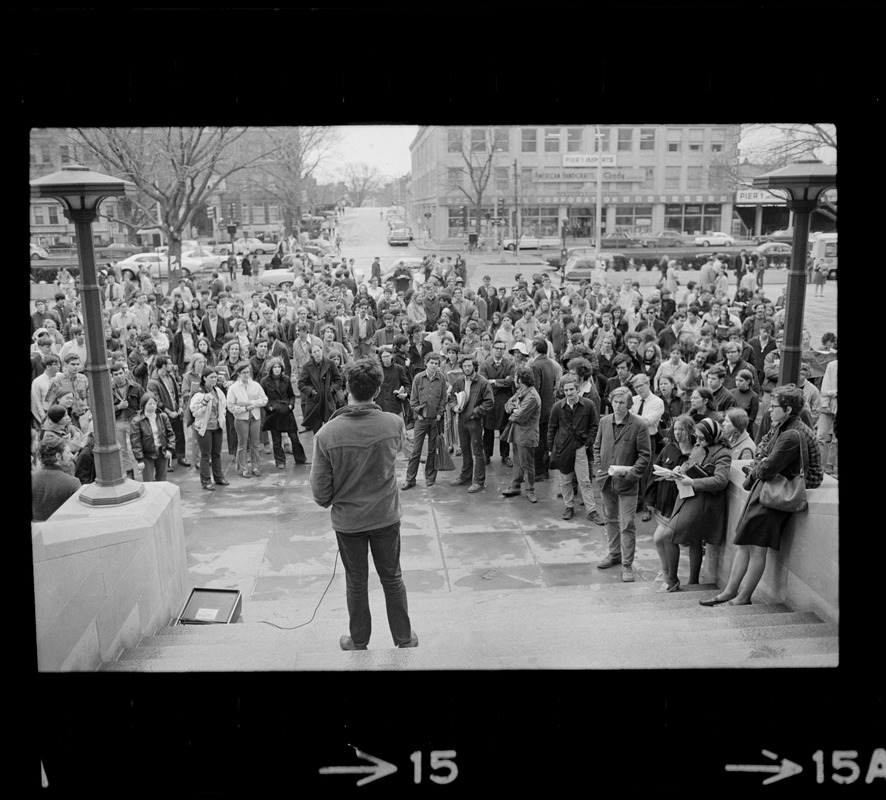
[810,233,837,279]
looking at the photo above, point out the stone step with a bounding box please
[146,608,820,649]
[103,629,838,671]
[127,617,837,659]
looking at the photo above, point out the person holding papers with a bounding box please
[651,417,732,593]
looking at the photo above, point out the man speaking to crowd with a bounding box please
[310,358,419,651]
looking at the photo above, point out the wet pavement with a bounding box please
[178,440,667,608]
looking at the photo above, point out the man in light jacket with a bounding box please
[310,358,418,651]
[593,386,651,582]
[226,361,268,478]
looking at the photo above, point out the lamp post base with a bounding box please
[78,479,146,507]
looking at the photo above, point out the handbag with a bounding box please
[435,429,456,471]
[759,430,808,512]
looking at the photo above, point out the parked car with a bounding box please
[380,256,426,286]
[759,228,794,244]
[563,253,627,281]
[257,269,300,289]
[544,246,598,268]
[753,242,792,259]
[639,230,685,248]
[387,227,411,246]
[97,242,142,259]
[387,217,406,229]
[30,243,50,260]
[116,253,174,280]
[694,231,735,247]
[600,231,642,248]
[234,237,277,255]
[502,235,562,251]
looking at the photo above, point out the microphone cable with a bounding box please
[256,549,339,630]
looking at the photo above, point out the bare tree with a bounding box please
[740,123,837,167]
[70,127,290,278]
[343,162,383,207]
[445,126,501,240]
[245,127,340,236]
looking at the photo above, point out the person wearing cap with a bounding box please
[653,417,732,592]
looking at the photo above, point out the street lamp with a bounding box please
[752,159,836,385]
[30,164,143,506]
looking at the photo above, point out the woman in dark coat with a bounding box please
[654,417,732,592]
[170,316,199,373]
[297,344,342,434]
[260,357,307,468]
[648,414,694,581]
[130,393,176,482]
[377,347,410,415]
[687,386,722,425]
[700,384,822,607]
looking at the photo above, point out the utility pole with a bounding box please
[594,125,604,267]
[514,158,520,270]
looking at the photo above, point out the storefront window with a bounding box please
[663,203,722,236]
[614,205,653,233]
[522,128,537,153]
[567,207,594,237]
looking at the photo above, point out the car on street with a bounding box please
[758,228,794,244]
[502,235,562,251]
[282,252,325,271]
[116,253,174,280]
[257,269,303,289]
[600,231,642,248]
[30,243,50,260]
[543,246,598,268]
[694,231,735,247]
[563,253,627,281]
[639,230,686,248]
[234,237,278,255]
[753,242,793,259]
[97,242,143,259]
[387,217,406,229]
[380,256,426,287]
[387,227,411,246]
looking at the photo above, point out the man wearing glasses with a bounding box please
[480,340,516,466]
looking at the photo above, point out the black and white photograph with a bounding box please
[22,6,878,795]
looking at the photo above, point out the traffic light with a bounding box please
[206,206,215,220]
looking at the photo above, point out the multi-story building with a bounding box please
[409,124,740,243]
[29,129,120,246]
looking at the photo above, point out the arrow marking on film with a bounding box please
[725,749,803,785]
[319,748,398,786]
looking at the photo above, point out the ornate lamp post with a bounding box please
[752,160,836,385]
[30,165,143,506]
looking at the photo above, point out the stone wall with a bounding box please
[703,464,839,624]
[31,483,188,672]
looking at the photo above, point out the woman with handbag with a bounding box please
[699,384,822,607]
[260,357,308,468]
[188,367,230,490]
[654,417,732,593]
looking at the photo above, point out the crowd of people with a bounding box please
[30,247,837,604]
